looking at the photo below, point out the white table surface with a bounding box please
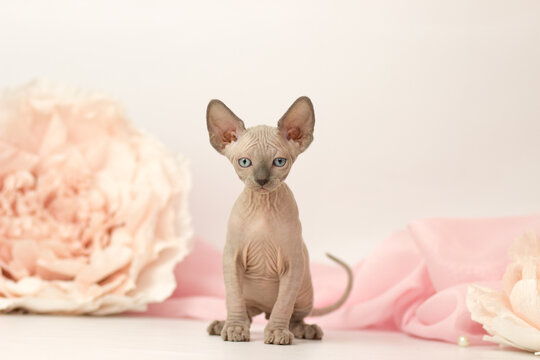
[0,315,533,360]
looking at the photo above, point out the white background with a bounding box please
[1,0,539,263]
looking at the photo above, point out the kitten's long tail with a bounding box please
[309,253,353,317]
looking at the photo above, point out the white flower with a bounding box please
[467,232,540,354]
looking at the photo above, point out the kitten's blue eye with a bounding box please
[273,158,287,167]
[238,158,252,168]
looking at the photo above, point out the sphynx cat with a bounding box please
[206,96,353,345]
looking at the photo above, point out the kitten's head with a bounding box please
[206,97,315,193]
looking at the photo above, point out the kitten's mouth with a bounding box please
[254,184,275,193]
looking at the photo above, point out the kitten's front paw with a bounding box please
[221,321,250,342]
[264,327,295,345]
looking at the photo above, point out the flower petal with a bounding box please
[75,245,133,285]
[509,278,540,330]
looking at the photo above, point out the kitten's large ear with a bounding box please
[207,99,246,153]
[277,96,315,153]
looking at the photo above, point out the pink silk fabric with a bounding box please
[140,214,540,345]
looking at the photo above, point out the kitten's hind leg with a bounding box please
[209,307,260,338]
[289,308,323,340]
[289,283,323,340]
[289,316,323,340]
[207,320,225,335]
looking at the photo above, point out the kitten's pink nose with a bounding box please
[256,179,269,186]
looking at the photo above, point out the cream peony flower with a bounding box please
[0,80,192,314]
[467,232,540,354]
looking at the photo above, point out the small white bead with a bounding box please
[457,335,470,347]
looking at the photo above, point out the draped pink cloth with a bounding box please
[140,214,540,345]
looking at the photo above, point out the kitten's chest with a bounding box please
[232,210,291,275]
[227,184,302,278]
[241,238,287,279]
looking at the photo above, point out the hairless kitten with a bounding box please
[206,97,353,345]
